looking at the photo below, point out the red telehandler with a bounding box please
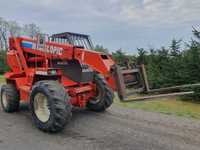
[0,32,197,132]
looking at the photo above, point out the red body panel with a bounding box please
[5,36,116,108]
[74,48,116,90]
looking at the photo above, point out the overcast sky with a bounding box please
[0,0,199,53]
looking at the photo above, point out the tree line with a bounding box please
[94,27,200,100]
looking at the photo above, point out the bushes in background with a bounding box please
[0,51,9,74]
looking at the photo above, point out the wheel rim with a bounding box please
[33,93,50,123]
[90,85,103,104]
[2,91,8,108]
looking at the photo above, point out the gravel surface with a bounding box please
[0,85,200,150]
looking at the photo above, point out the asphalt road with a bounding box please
[0,86,200,150]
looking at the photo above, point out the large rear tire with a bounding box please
[30,80,72,133]
[0,84,20,113]
[87,74,114,112]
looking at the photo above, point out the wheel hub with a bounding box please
[34,93,50,123]
[2,91,8,108]
[90,85,103,104]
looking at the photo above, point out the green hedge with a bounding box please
[0,51,9,74]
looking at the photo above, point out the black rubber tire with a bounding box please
[30,80,72,133]
[0,84,20,113]
[87,74,114,112]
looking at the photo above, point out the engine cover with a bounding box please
[54,60,94,83]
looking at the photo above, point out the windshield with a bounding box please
[51,32,94,50]
[70,35,93,50]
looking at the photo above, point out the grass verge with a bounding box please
[0,75,5,84]
[114,97,200,119]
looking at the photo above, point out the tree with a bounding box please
[94,45,109,54]
[112,49,127,66]
[0,17,9,50]
[0,51,9,73]
[23,23,41,38]
[8,21,21,37]
[192,26,200,40]
[0,18,22,50]
[170,39,182,57]
[137,48,147,64]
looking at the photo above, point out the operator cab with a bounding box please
[51,32,94,50]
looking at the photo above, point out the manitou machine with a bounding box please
[0,32,195,132]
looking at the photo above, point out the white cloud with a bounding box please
[0,0,199,51]
[1,0,199,27]
[117,0,200,26]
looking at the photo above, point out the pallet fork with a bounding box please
[113,64,198,102]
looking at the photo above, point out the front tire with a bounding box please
[87,74,114,112]
[0,84,20,113]
[30,80,72,133]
